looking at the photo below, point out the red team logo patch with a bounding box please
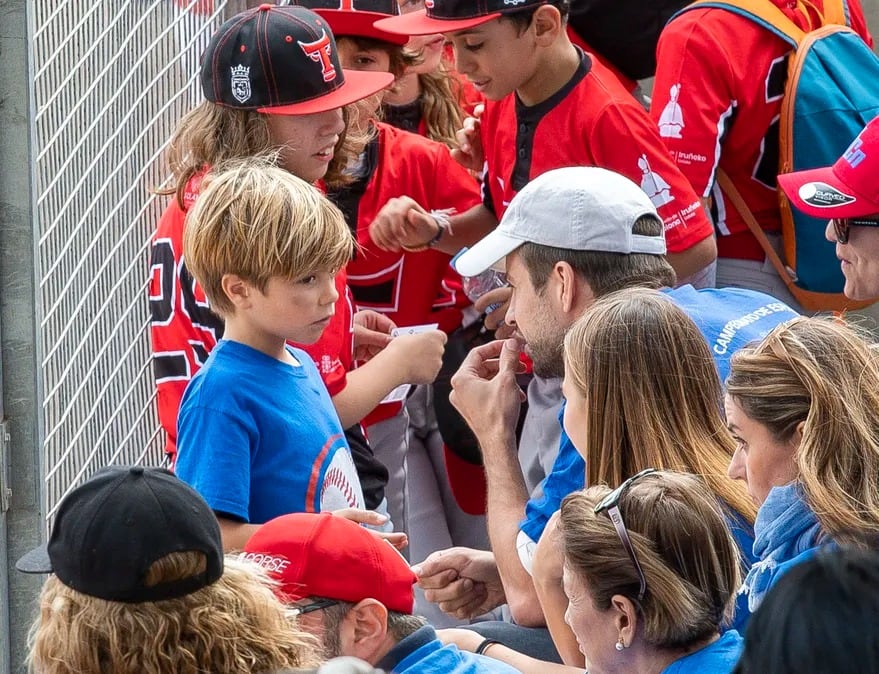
[299,30,337,83]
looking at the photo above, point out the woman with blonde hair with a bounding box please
[19,465,320,673]
[531,288,756,666]
[725,315,879,624]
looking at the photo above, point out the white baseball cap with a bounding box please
[454,166,668,277]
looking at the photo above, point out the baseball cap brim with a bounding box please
[453,229,526,277]
[374,9,500,37]
[778,166,879,219]
[16,543,53,574]
[314,10,409,45]
[257,69,394,116]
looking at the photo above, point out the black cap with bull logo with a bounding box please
[201,4,394,115]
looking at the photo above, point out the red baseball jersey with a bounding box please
[480,50,714,253]
[651,0,873,261]
[335,122,481,331]
[149,172,353,459]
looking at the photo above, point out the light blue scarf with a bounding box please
[739,482,822,613]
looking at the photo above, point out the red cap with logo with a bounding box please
[375,0,548,37]
[241,512,417,614]
[778,115,879,219]
[201,4,393,115]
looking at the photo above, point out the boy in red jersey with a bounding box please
[369,0,717,285]
[651,0,873,307]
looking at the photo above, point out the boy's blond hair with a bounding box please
[183,159,354,316]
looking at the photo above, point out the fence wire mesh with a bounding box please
[31,0,233,521]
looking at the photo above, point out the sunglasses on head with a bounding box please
[832,216,879,244]
[594,468,657,603]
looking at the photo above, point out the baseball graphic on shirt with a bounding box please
[639,155,674,208]
[658,84,685,139]
[320,447,364,511]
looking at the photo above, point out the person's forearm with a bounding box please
[432,203,499,256]
[479,432,545,626]
[332,359,407,428]
[533,572,585,666]
[218,516,262,553]
[667,234,717,282]
[478,642,584,674]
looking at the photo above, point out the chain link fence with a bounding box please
[31,0,237,521]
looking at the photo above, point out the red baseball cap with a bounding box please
[201,5,393,116]
[288,0,409,45]
[375,0,547,37]
[241,512,417,614]
[778,115,879,219]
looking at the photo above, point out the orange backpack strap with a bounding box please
[819,0,849,25]
[715,169,798,292]
[684,0,807,44]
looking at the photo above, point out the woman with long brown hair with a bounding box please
[531,288,756,666]
[725,316,879,628]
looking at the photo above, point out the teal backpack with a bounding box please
[674,0,879,311]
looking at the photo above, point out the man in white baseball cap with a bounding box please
[413,167,795,660]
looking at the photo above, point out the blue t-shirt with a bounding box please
[175,340,364,523]
[378,626,520,674]
[661,630,743,674]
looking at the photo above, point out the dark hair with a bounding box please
[734,547,879,674]
[501,0,571,33]
[517,215,676,294]
[335,35,417,79]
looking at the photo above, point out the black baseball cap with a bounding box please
[17,466,224,603]
[201,4,394,116]
[375,0,548,36]
[287,0,409,45]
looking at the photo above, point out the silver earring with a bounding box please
[615,639,625,651]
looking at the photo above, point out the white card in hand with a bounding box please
[381,384,411,405]
[390,323,439,338]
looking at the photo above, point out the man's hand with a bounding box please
[369,196,439,252]
[449,337,525,440]
[414,547,507,620]
[383,330,447,385]
[452,104,485,172]
[352,310,395,362]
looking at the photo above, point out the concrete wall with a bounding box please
[0,0,43,671]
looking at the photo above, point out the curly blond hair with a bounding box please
[27,553,321,673]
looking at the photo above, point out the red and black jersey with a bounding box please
[651,0,873,261]
[149,172,354,458]
[480,50,714,254]
[327,122,481,332]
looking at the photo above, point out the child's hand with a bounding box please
[385,330,447,385]
[352,310,396,361]
[451,104,485,172]
[369,196,439,252]
[331,508,408,550]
